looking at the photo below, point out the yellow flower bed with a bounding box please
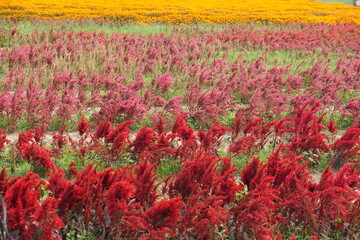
[1,0,359,24]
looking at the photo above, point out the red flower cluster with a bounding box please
[0,109,358,239]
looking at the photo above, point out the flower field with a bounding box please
[0,1,359,239]
[1,0,360,24]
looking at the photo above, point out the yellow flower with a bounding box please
[1,0,359,24]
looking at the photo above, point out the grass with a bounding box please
[0,18,352,37]
[316,0,355,6]
[156,157,181,177]
[0,18,174,35]
[0,148,32,177]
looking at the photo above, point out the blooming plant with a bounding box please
[0,14,359,240]
[1,0,360,24]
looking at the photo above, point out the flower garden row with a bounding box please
[0,23,359,133]
[0,103,359,239]
[0,21,359,239]
[1,0,360,24]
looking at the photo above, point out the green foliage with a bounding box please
[65,229,96,240]
[116,151,136,168]
[48,118,77,132]
[156,157,181,177]
[0,148,32,177]
[316,0,354,5]
[0,19,174,35]
[231,154,251,172]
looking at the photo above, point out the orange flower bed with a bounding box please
[1,0,360,24]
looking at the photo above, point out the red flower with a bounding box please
[19,143,56,171]
[146,197,184,229]
[77,116,91,136]
[327,119,338,134]
[106,181,136,214]
[93,117,112,139]
[0,129,9,151]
